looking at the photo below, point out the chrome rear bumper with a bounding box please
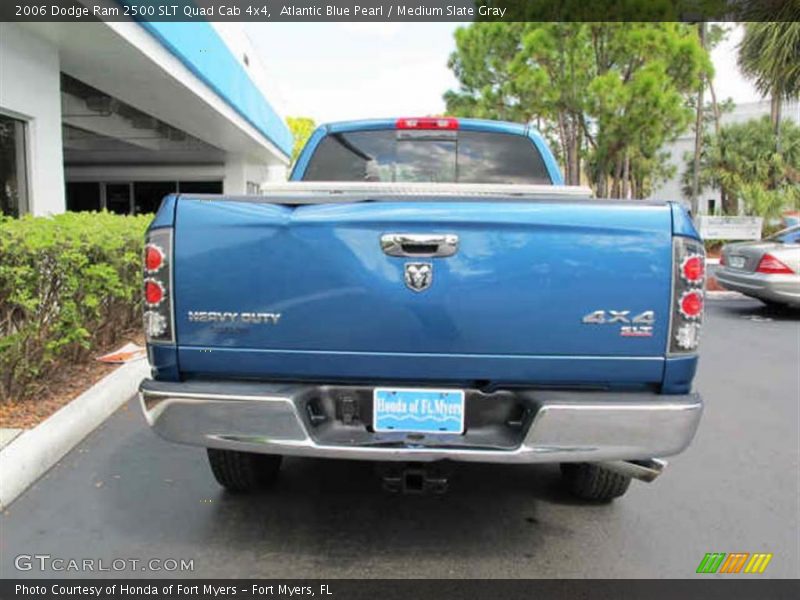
[139,379,702,465]
[715,267,800,306]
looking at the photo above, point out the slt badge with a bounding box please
[404,262,433,292]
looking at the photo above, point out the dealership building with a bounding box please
[0,18,292,218]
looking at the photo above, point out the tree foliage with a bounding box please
[738,22,800,131]
[683,116,800,219]
[445,23,710,197]
[286,116,317,163]
[738,22,800,101]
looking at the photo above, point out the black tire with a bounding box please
[761,299,792,311]
[206,448,282,492]
[560,463,631,501]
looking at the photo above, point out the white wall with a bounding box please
[266,164,288,182]
[0,23,65,216]
[648,134,694,204]
[224,154,285,193]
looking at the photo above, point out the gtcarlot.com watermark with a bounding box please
[14,554,194,573]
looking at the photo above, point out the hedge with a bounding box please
[0,212,152,401]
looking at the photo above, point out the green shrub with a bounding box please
[0,211,152,401]
[703,239,726,253]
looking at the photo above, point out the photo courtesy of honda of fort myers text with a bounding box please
[0,0,799,598]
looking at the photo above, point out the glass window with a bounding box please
[105,183,132,215]
[66,181,222,215]
[178,181,222,194]
[456,131,551,184]
[302,129,551,184]
[134,181,177,214]
[66,182,102,212]
[0,114,29,217]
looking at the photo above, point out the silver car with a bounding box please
[716,225,800,307]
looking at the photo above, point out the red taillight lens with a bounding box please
[143,228,173,343]
[145,244,164,272]
[679,290,704,319]
[395,117,459,130]
[756,253,794,274]
[681,255,705,283]
[670,237,705,354]
[144,279,165,306]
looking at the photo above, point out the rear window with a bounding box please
[301,129,551,184]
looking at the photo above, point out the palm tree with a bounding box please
[737,22,800,137]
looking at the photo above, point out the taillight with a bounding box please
[756,253,794,274]
[145,244,164,272]
[680,255,705,283]
[395,117,458,130]
[143,228,174,344]
[679,290,704,319]
[669,237,705,354]
[144,279,165,306]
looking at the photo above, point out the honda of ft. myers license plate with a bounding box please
[373,388,465,434]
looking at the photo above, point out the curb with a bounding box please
[0,359,150,509]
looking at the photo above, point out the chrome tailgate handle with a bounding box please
[381,233,459,258]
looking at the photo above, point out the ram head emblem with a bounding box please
[404,262,433,292]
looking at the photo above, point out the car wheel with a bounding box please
[206,448,282,492]
[560,463,631,501]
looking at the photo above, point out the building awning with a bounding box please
[23,19,291,167]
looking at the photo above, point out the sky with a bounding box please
[244,22,763,124]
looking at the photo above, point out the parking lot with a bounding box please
[1,297,798,579]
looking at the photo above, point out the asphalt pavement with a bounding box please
[1,297,798,578]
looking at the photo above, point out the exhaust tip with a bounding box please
[600,458,667,483]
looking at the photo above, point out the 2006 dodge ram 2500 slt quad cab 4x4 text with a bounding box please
[139,117,705,501]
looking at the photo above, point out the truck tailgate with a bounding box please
[173,198,672,386]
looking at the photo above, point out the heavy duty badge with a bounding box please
[187,311,281,324]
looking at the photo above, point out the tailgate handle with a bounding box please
[381,233,459,257]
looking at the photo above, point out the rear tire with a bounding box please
[761,299,790,310]
[206,448,282,492]
[560,463,631,501]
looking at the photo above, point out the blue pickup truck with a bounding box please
[139,117,705,501]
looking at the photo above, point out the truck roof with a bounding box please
[321,117,529,136]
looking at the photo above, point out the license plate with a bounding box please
[373,388,465,434]
[729,255,746,268]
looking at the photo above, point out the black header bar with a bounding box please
[3,579,800,600]
[2,0,798,22]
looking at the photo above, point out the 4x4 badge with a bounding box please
[404,262,433,292]
[582,309,655,337]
